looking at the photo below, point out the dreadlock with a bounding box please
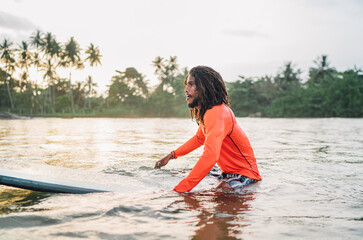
[184,66,230,125]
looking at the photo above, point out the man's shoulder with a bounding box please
[207,104,229,112]
[205,104,230,118]
[203,104,234,132]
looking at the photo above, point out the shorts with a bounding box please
[219,172,258,189]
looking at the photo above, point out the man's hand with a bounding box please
[155,153,173,169]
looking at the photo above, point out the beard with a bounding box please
[187,96,199,108]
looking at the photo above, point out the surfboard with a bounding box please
[0,168,115,194]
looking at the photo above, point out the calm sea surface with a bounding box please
[0,117,362,239]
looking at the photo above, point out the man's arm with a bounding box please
[154,152,173,168]
[173,110,229,192]
[173,127,204,159]
[154,127,204,169]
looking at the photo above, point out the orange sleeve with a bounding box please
[173,126,204,159]
[173,109,229,192]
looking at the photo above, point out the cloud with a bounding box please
[0,32,31,45]
[0,11,37,31]
[222,29,268,38]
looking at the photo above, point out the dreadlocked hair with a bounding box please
[185,66,230,125]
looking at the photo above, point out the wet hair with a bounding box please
[184,66,230,125]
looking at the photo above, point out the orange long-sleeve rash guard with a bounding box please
[172,104,262,192]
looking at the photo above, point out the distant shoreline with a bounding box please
[0,111,187,119]
[0,112,30,119]
[1,112,361,119]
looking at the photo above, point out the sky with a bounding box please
[1,0,363,95]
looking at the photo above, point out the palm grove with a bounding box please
[1,31,362,118]
[0,31,101,115]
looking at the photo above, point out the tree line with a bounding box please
[1,32,362,117]
[0,30,101,115]
[228,56,363,117]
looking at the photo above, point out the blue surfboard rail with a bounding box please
[0,169,113,194]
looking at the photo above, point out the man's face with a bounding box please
[185,75,199,108]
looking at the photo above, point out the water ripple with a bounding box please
[0,118,362,239]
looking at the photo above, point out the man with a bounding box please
[154,66,262,192]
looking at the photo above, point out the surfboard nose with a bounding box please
[0,169,114,194]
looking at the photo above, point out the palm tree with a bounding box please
[29,30,44,83]
[41,32,61,112]
[29,30,44,112]
[152,56,164,76]
[32,52,42,71]
[17,41,31,88]
[17,41,34,111]
[83,75,97,110]
[0,39,15,109]
[274,62,302,91]
[30,30,44,49]
[164,56,178,90]
[167,56,178,73]
[308,55,336,85]
[152,56,179,93]
[72,81,86,108]
[85,43,102,67]
[62,36,84,113]
[84,43,101,111]
[40,59,58,113]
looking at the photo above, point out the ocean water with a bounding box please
[0,117,362,239]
